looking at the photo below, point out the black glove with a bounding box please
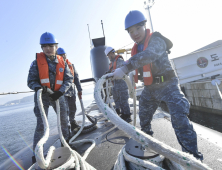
[35,86,47,94]
[49,91,63,101]
[105,70,111,74]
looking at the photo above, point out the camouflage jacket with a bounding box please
[124,35,175,78]
[64,64,82,97]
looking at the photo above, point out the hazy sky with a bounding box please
[0,0,222,104]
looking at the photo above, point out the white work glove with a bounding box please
[112,68,126,79]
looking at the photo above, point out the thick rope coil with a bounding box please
[94,74,212,170]
[28,89,96,170]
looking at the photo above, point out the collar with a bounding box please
[111,58,115,62]
[46,55,58,63]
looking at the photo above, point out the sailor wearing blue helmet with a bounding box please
[112,10,203,160]
[105,46,132,123]
[57,47,83,133]
[27,32,73,163]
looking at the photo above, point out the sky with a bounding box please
[0,0,222,104]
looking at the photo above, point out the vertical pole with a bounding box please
[144,0,154,33]
[147,5,154,32]
[101,20,105,37]
[87,24,92,49]
[215,82,222,100]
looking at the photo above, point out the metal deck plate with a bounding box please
[48,147,72,169]
[125,138,159,159]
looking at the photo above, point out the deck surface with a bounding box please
[1,101,222,170]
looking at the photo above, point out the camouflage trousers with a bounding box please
[113,89,131,116]
[64,95,77,124]
[139,78,203,159]
[33,92,69,151]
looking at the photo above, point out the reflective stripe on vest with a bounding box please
[109,55,123,71]
[36,52,65,91]
[41,78,50,84]
[131,29,153,85]
[66,59,74,82]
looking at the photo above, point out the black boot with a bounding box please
[116,108,121,115]
[71,120,81,134]
[32,155,36,164]
[120,114,132,123]
[71,120,80,131]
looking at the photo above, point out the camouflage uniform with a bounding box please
[111,57,131,116]
[28,55,73,151]
[64,64,82,124]
[123,35,203,159]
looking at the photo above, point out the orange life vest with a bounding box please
[131,29,153,85]
[36,52,65,91]
[66,59,75,82]
[109,55,123,71]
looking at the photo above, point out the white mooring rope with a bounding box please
[28,88,96,170]
[94,74,212,170]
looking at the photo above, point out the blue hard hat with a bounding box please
[57,47,66,55]
[125,10,147,30]
[40,32,58,44]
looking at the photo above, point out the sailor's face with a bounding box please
[60,54,67,61]
[107,52,115,60]
[41,44,58,56]
[128,25,146,43]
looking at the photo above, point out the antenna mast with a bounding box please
[144,0,155,33]
[101,20,105,37]
[87,24,93,49]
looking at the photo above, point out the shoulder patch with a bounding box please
[59,68,64,72]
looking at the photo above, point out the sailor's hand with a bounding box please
[49,91,63,101]
[105,73,114,79]
[112,68,125,79]
[42,86,47,94]
[105,70,111,74]
[35,86,47,94]
[34,87,42,92]
[78,91,82,99]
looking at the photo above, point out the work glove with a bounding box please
[105,70,111,74]
[78,91,82,99]
[35,86,47,94]
[112,68,126,79]
[49,91,63,101]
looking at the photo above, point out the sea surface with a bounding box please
[0,91,93,165]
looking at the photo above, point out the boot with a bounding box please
[120,114,132,123]
[32,155,36,164]
[115,108,121,115]
[71,120,80,131]
[70,120,81,135]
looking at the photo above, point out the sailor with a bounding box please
[57,47,83,133]
[105,46,132,122]
[111,10,203,160]
[27,32,73,162]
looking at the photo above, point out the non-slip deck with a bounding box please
[1,102,222,170]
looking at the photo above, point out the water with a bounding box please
[159,101,222,133]
[189,109,222,133]
[0,92,93,165]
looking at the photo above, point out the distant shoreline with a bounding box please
[2,95,34,106]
